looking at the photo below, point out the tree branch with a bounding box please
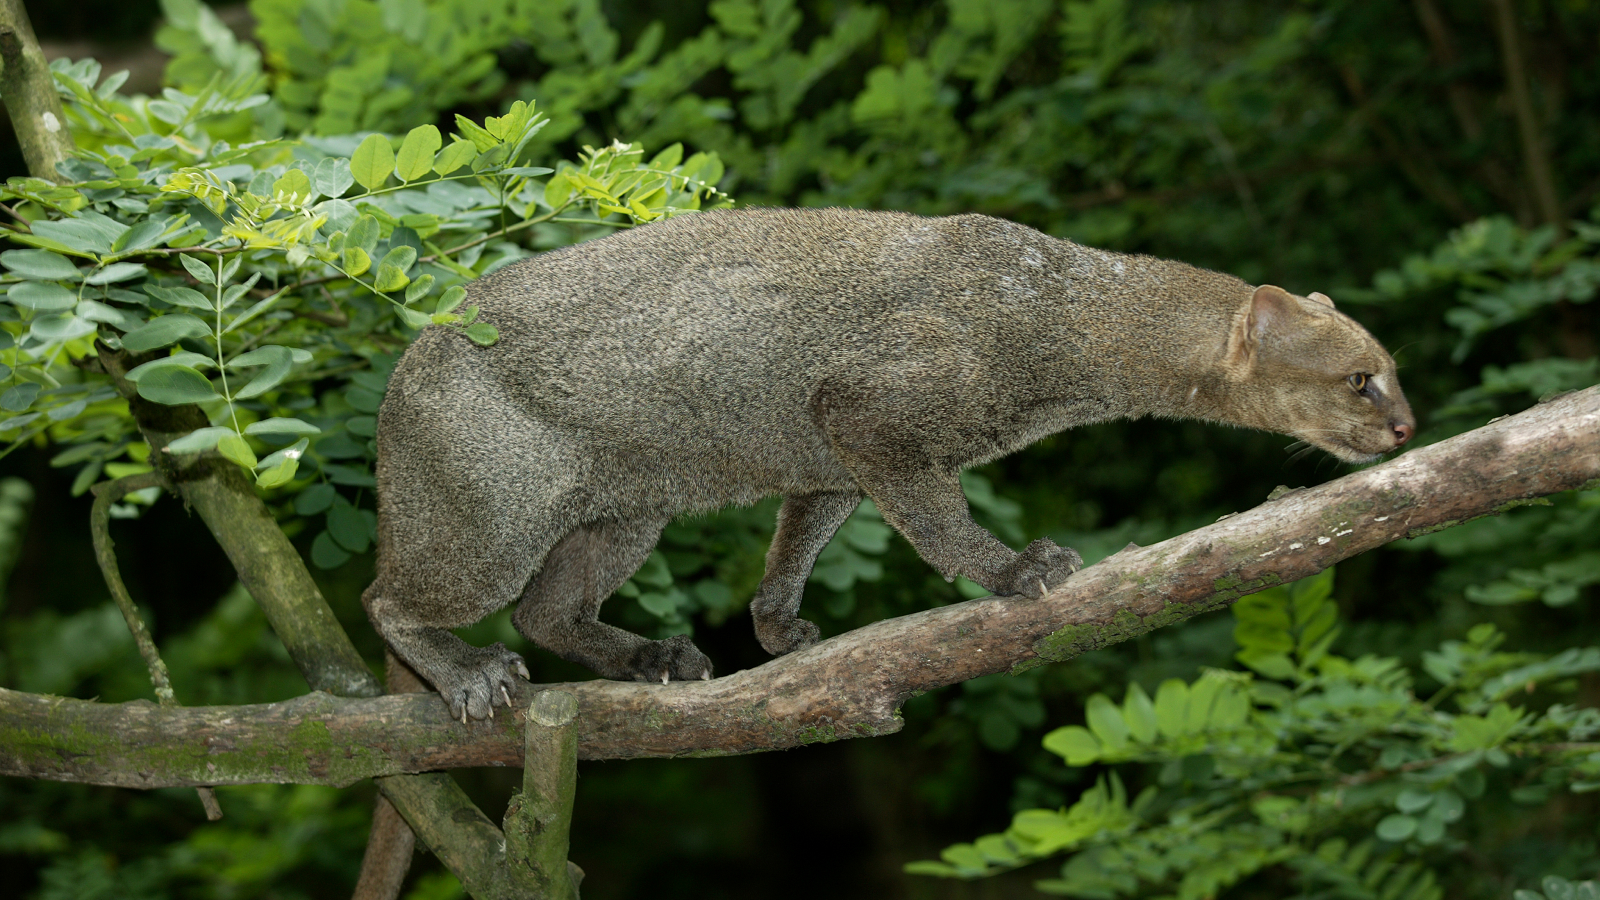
[0,0,75,183]
[5,386,1597,788]
[1489,0,1563,229]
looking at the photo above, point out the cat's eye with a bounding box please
[1348,373,1370,393]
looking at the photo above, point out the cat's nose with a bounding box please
[1391,421,1413,446]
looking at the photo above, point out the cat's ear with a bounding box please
[1226,285,1301,371]
[1307,291,1335,308]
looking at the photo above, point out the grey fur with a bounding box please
[363,208,1414,720]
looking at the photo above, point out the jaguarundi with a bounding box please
[362,207,1415,721]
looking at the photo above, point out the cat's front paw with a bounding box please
[435,642,530,723]
[627,634,713,684]
[996,539,1083,599]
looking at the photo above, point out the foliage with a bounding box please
[0,56,727,569]
[909,569,1600,897]
[1517,876,1600,900]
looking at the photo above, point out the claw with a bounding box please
[1036,577,1047,597]
[487,703,494,719]
[515,659,530,680]
[501,685,513,707]
[660,670,669,685]
[701,670,710,681]
[460,709,467,725]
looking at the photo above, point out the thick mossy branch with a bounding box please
[2,386,1598,788]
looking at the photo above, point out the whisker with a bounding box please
[1285,445,1320,466]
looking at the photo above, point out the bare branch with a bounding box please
[3,386,1598,789]
[1488,0,1563,229]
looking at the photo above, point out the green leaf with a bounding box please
[1396,788,1434,814]
[404,273,435,303]
[544,172,573,209]
[136,365,218,405]
[63,302,124,332]
[314,157,355,198]
[179,253,217,285]
[144,284,214,310]
[311,530,351,569]
[902,861,961,878]
[342,246,371,277]
[437,285,468,313]
[272,167,314,201]
[230,345,311,367]
[1236,648,1297,680]
[31,217,121,255]
[1041,726,1101,765]
[165,425,233,454]
[373,264,409,292]
[396,306,431,329]
[632,551,673,588]
[1186,677,1223,733]
[1153,679,1188,738]
[351,133,395,191]
[1375,814,1417,842]
[9,233,97,257]
[1297,602,1340,657]
[121,313,211,353]
[1085,694,1130,752]
[295,483,337,516]
[255,457,299,488]
[125,352,216,381]
[7,282,79,311]
[111,216,177,253]
[649,143,684,170]
[378,245,417,273]
[0,383,40,411]
[48,399,86,421]
[220,273,259,310]
[1433,789,1464,822]
[453,113,500,151]
[233,353,293,399]
[1208,684,1250,728]
[224,289,284,334]
[245,417,320,436]
[216,433,257,468]
[1448,702,1526,751]
[347,215,380,254]
[1,249,82,281]
[29,313,94,342]
[433,140,477,175]
[327,501,371,553]
[395,124,442,181]
[465,322,498,345]
[1545,877,1578,900]
[345,387,383,414]
[1122,683,1158,744]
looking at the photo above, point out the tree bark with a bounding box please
[6,385,1597,788]
[0,0,74,182]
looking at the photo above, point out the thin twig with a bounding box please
[89,470,224,820]
[1489,0,1564,229]
[89,470,175,700]
[0,200,29,225]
